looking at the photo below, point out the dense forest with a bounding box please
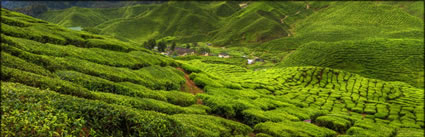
[1,1,424,137]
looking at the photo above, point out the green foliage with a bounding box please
[254,121,337,137]
[145,38,157,50]
[172,114,253,137]
[184,59,424,134]
[242,108,299,126]
[158,41,167,52]
[2,9,248,136]
[280,39,424,88]
[1,52,54,77]
[2,2,424,136]
[346,120,396,137]
[180,62,202,73]
[1,82,186,137]
[315,115,352,133]
[396,128,424,137]
[37,1,310,45]
[92,92,203,114]
[82,27,101,34]
[171,41,177,51]
[1,66,95,99]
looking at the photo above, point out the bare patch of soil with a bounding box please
[177,67,204,104]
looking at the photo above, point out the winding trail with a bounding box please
[176,67,204,104]
[177,67,256,136]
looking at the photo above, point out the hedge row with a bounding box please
[1,82,186,137]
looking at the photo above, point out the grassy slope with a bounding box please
[3,1,424,136]
[38,1,312,45]
[210,1,308,46]
[273,1,424,88]
[39,2,424,88]
[1,8,252,136]
[280,39,424,88]
[37,4,156,27]
[37,1,423,46]
[260,1,424,50]
[96,1,224,43]
[179,59,424,137]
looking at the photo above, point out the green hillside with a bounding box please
[259,1,424,50]
[2,1,424,136]
[273,1,424,88]
[280,39,424,88]
[38,1,314,44]
[37,1,424,46]
[1,8,251,136]
[38,4,156,27]
[176,59,424,137]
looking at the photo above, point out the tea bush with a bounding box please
[254,121,337,137]
[172,114,253,137]
[1,82,186,137]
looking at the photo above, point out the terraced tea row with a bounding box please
[1,8,253,136]
[280,39,424,88]
[182,60,424,136]
[2,3,424,136]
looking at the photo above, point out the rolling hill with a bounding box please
[259,1,424,50]
[274,1,424,88]
[37,1,315,45]
[1,1,424,136]
[1,8,251,136]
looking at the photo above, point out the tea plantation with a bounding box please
[180,60,424,136]
[1,8,249,136]
[1,1,424,137]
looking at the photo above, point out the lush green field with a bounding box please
[261,1,424,88]
[178,59,424,136]
[37,1,313,45]
[1,8,250,136]
[36,1,424,89]
[2,1,424,136]
[279,39,425,88]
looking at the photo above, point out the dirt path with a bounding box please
[280,15,288,24]
[176,67,204,104]
[177,67,257,136]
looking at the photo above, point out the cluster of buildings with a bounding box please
[157,45,265,65]
[160,47,230,58]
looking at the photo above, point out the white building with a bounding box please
[218,53,230,58]
[247,59,254,65]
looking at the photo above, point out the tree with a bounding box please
[186,44,191,49]
[158,41,167,52]
[143,41,148,49]
[198,46,211,53]
[144,39,156,50]
[192,42,198,47]
[171,41,176,51]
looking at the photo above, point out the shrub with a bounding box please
[181,63,202,73]
[1,82,186,137]
[346,120,395,137]
[92,92,204,114]
[254,121,337,137]
[172,114,252,137]
[1,52,54,77]
[315,115,352,133]
[396,128,424,137]
[2,66,95,99]
[197,94,236,118]
[242,108,299,126]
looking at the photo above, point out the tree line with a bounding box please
[142,38,210,54]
